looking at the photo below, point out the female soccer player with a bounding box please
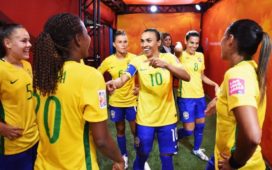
[205,19,271,170]
[33,13,124,170]
[98,30,138,169]
[0,22,39,169]
[107,28,190,170]
[175,30,218,161]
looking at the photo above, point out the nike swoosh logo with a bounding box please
[10,79,18,84]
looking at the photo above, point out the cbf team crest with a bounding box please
[183,111,189,120]
[110,110,115,119]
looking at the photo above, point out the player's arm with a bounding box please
[106,64,136,93]
[218,106,261,169]
[166,62,190,81]
[201,73,219,94]
[204,97,217,116]
[90,120,124,169]
[0,122,23,140]
[148,57,190,81]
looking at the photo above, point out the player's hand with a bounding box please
[205,97,217,116]
[148,57,168,68]
[112,161,125,170]
[133,86,139,96]
[174,42,183,52]
[218,153,233,170]
[106,80,117,94]
[0,122,23,140]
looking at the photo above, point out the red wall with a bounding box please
[0,0,79,37]
[0,0,79,62]
[0,0,115,63]
[202,0,272,165]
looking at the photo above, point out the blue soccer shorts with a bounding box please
[109,105,137,122]
[177,97,206,123]
[0,142,38,170]
[135,123,178,154]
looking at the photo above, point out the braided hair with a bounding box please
[33,13,83,96]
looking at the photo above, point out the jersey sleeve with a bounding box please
[81,70,108,122]
[225,71,257,112]
[97,58,109,74]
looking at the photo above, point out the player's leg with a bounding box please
[192,97,208,161]
[125,106,137,136]
[177,98,195,140]
[157,123,178,170]
[133,124,155,170]
[110,106,128,168]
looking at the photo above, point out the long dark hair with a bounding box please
[227,19,271,102]
[0,22,23,58]
[33,13,83,96]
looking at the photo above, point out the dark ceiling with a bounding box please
[100,0,219,14]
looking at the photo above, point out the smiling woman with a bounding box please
[0,22,39,170]
[106,28,190,170]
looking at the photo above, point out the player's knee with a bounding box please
[178,128,193,138]
[116,124,126,135]
[195,123,205,132]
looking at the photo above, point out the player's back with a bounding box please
[35,61,103,170]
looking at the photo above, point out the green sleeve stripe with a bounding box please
[231,126,238,153]
[84,123,92,170]
[179,80,182,97]
[0,101,5,154]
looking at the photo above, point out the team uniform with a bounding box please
[0,59,39,169]
[98,53,137,122]
[212,60,266,170]
[177,51,206,122]
[125,53,181,154]
[176,51,208,160]
[34,61,108,170]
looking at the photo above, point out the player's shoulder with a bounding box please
[102,54,115,63]
[127,52,136,58]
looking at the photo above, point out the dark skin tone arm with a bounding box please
[0,122,23,140]
[90,120,124,170]
[218,106,261,170]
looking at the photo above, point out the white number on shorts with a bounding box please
[171,128,178,142]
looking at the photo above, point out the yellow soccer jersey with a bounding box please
[98,53,137,107]
[177,51,205,98]
[126,53,181,126]
[34,61,108,170]
[0,59,39,155]
[215,60,266,170]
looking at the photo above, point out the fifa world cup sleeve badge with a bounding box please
[98,90,107,109]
